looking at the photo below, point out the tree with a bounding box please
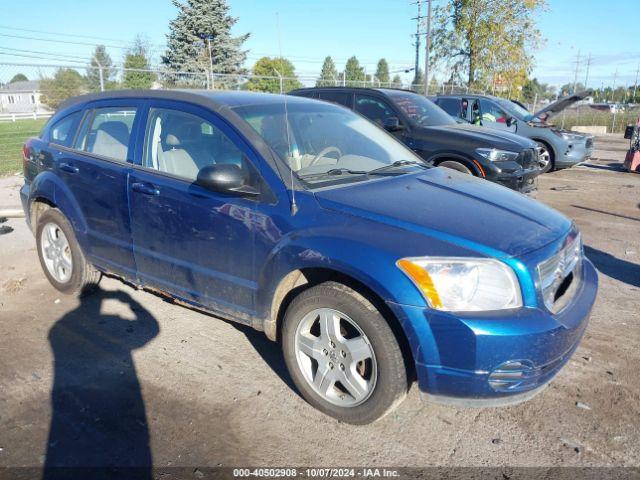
[40,69,86,109]
[375,59,390,85]
[9,73,28,83]
[560,82,584,97]
[162,0,249,86]
[522,77,548,103]
[317,56,338,87]
[123,36,156,89]
[344,56,365,85]
[245,57,302,93]
[87,45,116,91]
[432,0,546,89]
[391,74,402,87]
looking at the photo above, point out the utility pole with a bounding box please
[572,50,581,94]
[206,36,215,89]
[632,63,640,102]
[93,56,104,92]
[423,0,432,96]
[583,53,591,90]
[411,1,424,87]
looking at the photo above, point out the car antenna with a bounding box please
[277,12,298,215]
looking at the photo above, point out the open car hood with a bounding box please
[532,90,593,120]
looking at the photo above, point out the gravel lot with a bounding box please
[0,135,638,473]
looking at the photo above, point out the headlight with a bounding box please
[475,148,519,162]
[397,257,522,312]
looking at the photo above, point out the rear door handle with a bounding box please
[59,162,79,174]
[131,182,160,196]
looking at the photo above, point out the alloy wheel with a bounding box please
[40,222,73,283]
[294,308,377,407]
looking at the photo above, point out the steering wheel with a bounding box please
[309,146,342,166]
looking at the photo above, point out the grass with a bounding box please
[553,108,639,134]
[0,119,47,176]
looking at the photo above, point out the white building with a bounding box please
[0,80,50,114]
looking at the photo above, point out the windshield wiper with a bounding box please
[366,160,429,176]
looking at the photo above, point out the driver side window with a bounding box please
[479,99,508,124]
[143,107,254,183]
[355,95,397,126]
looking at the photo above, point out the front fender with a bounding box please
[29,171,88,247]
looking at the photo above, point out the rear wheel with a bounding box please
[36,208,101,296]
[536,141,555,173]
[282,281,408,424]
[438,160,474,175]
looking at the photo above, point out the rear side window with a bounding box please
[75,107,137,162]
[318,91,350,107]
[435,98,462,117]
[48,111,82,146]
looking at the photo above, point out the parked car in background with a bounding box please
[433,91,594,173]
[290,87,541,193]
[22,90,597,424]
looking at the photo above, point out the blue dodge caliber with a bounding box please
[21,90,597,424]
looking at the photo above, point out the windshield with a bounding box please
[494,98,536,122]
[384,90,456,127]
[233,100,426,187]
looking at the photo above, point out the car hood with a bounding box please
[533,90,593,120]
[419,123,535,150]
[314,168,571,258]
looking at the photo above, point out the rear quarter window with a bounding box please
[48,111,83,147]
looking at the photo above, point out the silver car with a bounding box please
[434,92,594,173]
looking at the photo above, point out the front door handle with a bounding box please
[131,182,160,196]
[59,162,79,174]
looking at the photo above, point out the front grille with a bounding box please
[518,148,538,169]
[537,232,583,313]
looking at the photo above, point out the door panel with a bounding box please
[54,102,142,276]
[128,102,259,319]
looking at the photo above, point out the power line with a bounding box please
[0,24,133,45]
[0,32,133,50]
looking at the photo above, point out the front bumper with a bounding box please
[387,258,597,406]
[556,137,594,168]
[493,167,539,194]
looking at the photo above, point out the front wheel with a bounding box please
[282,282,408,424]
[437,160,474,175]
[536,141,555,173]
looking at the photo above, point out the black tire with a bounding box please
[437,160,474,175]
[536,141,555,173]
[282,281,408,424]
[35,208,101,296]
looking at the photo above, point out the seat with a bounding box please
[92,121,130,161]
[158,121,213,179]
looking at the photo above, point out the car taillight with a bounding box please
[22,144,29,161]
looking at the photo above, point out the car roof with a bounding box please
[58,88,317,111]
[290,86,420,96]
[435,93,497,100]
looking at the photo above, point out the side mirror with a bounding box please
[624,125,635,140]
[506,116,516,127]
[383,116,404,132]
[196,164,258,196]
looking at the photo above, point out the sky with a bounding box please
[0,0,637,89]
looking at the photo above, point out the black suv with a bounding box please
[290,87,541,193]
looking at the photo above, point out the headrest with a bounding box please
[96,121,129,144]
[164,120,201,147]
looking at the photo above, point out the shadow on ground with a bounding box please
[585,245,640,288]
[44,289,159,480]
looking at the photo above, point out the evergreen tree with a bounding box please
[9,73,28,83]
[87,45,116,91]
[123,36,156,89]
[245,57,302,93]
[162,0,249,86]
[391,74,402,87]
[317,56,338,87]
[375,59,390,85]
[41,69,86,109]
[344,56,365,85]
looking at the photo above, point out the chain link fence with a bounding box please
[0,61,635,176]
